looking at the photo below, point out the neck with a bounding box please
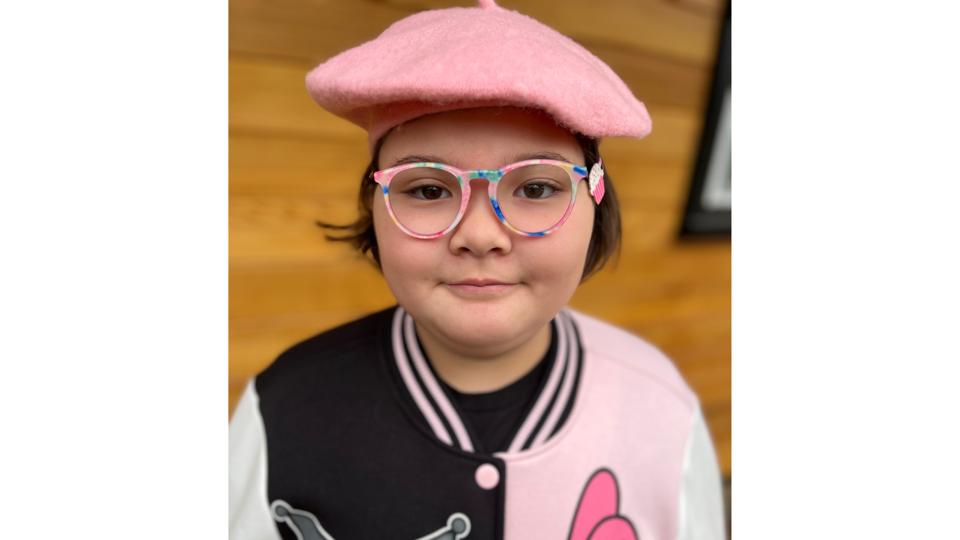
[414,320,552,394]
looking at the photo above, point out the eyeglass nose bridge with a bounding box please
[466,169,502,181]
[455,166,580,238]
[458,169,509,224]
[463,169,505,196]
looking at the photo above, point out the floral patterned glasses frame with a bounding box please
[372,158,605,240]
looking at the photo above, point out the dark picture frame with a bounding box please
[681,2,731,236]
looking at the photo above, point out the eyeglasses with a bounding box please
[372,159,605,239]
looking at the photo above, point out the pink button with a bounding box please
[475,463,500,490]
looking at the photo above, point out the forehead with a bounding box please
[378,107,584,169]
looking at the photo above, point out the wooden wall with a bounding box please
[229,0,730,478]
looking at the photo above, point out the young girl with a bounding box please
[229,1,725,539]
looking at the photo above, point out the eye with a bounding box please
[514,181,559,200]
[407,184,453,200]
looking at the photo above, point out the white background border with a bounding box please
[1,0,227,536]
[735,1,960,537]
[2,0,959,537]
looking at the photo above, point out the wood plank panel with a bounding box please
[229,0,413,64]
[230,0,724,68]
[500,0,723,65]
[230,136,370,197]
[229,55,365,140]
[577,37,713,109]
[668,0,726,17]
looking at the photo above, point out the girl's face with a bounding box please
[374,107,595,357]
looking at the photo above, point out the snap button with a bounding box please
[475,463,500,490]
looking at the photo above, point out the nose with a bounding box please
[447,179,513,256]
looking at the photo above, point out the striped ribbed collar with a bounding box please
[389,306,583,455]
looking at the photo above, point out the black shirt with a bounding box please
[426,321,558,454]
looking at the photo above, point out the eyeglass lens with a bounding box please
[387,164,576,236]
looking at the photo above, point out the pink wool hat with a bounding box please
[305,0,652,154]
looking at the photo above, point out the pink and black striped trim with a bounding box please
[390,307,583,454]
[506,310,582,452]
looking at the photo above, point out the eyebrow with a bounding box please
[387,151,578,169]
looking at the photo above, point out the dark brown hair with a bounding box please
[316,132,621,281]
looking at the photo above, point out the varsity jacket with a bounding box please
[229,306,725,540]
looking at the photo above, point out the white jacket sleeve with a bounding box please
[677,407,727,540]
[229,379,281,540]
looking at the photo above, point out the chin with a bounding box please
[423,302,535,353]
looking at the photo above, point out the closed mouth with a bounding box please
[447,279,515,287]
[443,279,518,297]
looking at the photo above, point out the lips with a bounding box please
[444,278,518,298]
[447,278,515,287]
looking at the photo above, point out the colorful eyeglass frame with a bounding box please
[372,158,604,240]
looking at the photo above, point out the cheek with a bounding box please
[522,190,595,287]
[373,195,441,293]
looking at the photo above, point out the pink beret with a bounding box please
[305,0,652,153]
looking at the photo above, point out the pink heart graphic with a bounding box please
[567,469,639,540]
